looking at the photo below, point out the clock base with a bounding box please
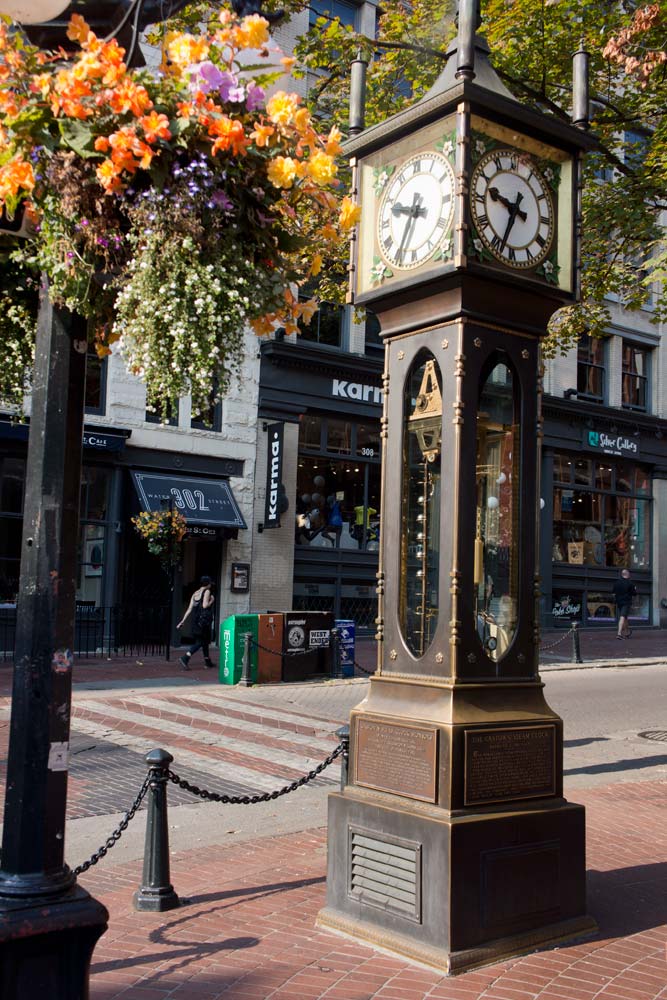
[317,789,598,976]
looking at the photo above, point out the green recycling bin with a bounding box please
[219,614,258,684]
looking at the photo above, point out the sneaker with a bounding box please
[179,655,190,670]
[616,635,623,640]
[204,658,214,670]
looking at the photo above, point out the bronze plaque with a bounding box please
[464,725,556,806]
[355,718,438,802]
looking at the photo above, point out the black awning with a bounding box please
[130,471,247,529]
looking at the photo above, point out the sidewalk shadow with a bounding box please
[564,752,667,776]
[588,860,667,937]
[91,873,326,982]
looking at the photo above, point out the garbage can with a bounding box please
[334,619,355,678]
[282,611,334,682]
[257,612,283,684]
[219,614,258,685]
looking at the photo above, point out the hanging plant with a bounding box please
[132,508,188,568]
[0,10,361,413]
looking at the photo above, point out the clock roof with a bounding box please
[344,11,595,161]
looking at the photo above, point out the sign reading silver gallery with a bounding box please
[582,428,639,458]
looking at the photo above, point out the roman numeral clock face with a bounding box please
[377,153,455,270]
[471,148,554,269]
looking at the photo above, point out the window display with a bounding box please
[552,452,651,571]
[474,360,520,661]
[296,415,381,553]
[399,353,441,657]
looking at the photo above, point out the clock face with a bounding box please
[377,152,455,271]
[471,148,554,269]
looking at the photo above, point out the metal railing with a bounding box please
[0,603,170,662]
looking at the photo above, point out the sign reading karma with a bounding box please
[264,422,284,529]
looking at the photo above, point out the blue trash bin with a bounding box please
[335,619,355,678]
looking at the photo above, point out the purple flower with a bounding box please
[218,71,245,103]
[246,83,265,112]
[210,190,233,211]
[189,61,225,94]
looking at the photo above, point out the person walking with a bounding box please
[177,575,215,670]
[612,568,636,640]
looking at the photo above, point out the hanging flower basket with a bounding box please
[132,508,188,568]
[0,11,360,413]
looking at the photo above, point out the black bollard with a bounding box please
[239,632,253,686]
[337,724,350,791]
[134,749,180,912]
[330,627,341,679]
[571,622,583,664]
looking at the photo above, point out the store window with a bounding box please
[296,414,381,554]
[587,589,649,625]
[297,299,345,348]
[85,347,107,416]
[621,342,649,412]
[0,457,25,603]
[552,452,651,572]
[309,0,357,29]
[146,400,179,426]
[78,466,111,607]
[191,387,222,431]
[576,334,605,403]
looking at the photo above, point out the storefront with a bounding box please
[0,417,249,643]
[541,399,667,627]
[256,340,383,629]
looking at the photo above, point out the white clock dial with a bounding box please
[377,152,455,271]
[471,148,554,269]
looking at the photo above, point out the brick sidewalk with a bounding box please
[83,778,667,1000]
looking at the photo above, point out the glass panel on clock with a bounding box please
[399,352,442,658]
[474,360,520,662]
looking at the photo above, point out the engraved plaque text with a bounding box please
[465,725,556,806]
[355,718,438,802]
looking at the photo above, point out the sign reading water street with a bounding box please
[131,471,247,528]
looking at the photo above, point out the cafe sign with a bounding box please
[583,428,639,458]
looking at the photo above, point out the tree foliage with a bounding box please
[291,0,667,355]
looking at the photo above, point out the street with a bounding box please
[1,661,666,866]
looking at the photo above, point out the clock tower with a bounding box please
[317,1,598,974]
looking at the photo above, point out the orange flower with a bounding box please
[325,125,343,157]
[66,13,92,46]
[176,100,196,118]
[208,116,248,156]
[94,135,110,152]
[96,158,123,193]
[0,156,35,204]
[109,78,152,117]
[234,14,270,49]
[250,123,275,148]
[140,111,171,143]
[339,195,362,231]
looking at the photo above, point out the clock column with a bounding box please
[317,0,597,976]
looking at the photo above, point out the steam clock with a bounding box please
[318,4,597,974]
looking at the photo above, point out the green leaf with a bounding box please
[58,119,98,159]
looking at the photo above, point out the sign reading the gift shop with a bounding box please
[264,422,284,529]
[583,428,640,458]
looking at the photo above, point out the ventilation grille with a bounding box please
[349,830,421,921]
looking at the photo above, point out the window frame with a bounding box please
[576,334,606,404]
[621,340,650,413]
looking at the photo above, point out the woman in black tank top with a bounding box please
[177,575,215,670]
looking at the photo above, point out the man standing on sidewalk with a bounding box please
[613,568,636,639]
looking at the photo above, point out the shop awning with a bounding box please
[130,471,247,529]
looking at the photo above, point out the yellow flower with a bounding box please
[294,107,311,134]
[167,33,210,67]
[267,156,297,189]
[307,150,337,185]
[325,125,343,156]
[339,195,362,231]
[235,14,270,49]
[298,298,319,325]
[266,91,300,128]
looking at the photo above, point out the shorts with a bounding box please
[617,605,630,618]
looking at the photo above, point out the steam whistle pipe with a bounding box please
[349,49,368,137]
[572,41,590,129]
[456,0,481,81]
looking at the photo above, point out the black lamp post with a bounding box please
[0,3,189,996]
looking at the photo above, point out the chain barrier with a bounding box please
[168,741,344,804]
[538,626,576,652]
[249,637,318,658]
[73,773,151,876]
[353,657,376,676]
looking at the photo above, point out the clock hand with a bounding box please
[499,191,524,252]
[392,200,428,219]
[489,186,527,223]
[397,192,424,262]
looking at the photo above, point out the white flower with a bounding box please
[440,140,454,158]
[473,238,484,254]
[370,261,389,284]
[542,259,554,274]
[475,139,487,156]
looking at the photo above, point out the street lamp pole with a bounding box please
[0,284,108,997]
